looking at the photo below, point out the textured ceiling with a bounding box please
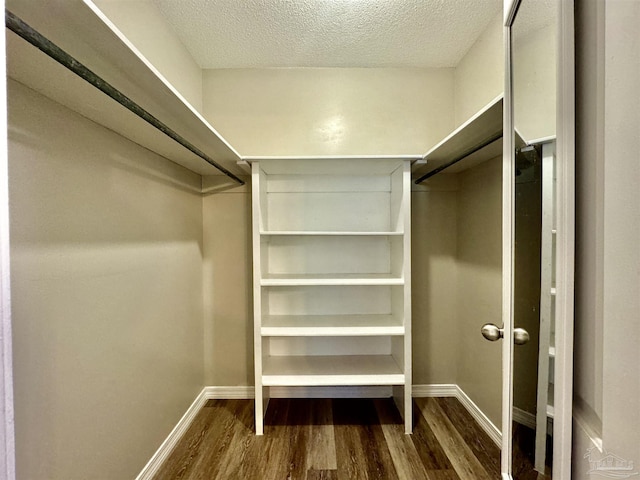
[149,0,502,69]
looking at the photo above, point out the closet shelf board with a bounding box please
[260,231,404,237]
[261,314,405,336]
[262,355,405,386]
[413,95,504,180]
[260,273,404,286]
[5,0,243,178]
[246,156,421,176]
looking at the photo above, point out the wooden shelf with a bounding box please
[261,315,404,336]
[6,0,243,179]
[261,273,404,286]
[247,156,420,176]
[260,231,404,236]
[413,95,503,180]
[262,355,405,386]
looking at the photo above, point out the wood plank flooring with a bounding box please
[512,422,553,480]
[153,397,501,480]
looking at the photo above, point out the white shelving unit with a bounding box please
[251,158,412,435]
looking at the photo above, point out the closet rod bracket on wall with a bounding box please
[5,9,245,186]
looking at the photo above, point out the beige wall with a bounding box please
[574,0,640,475]
[574,0,605,429]
[513,23,557,142]
[93,0,204,112]
[202,182,253,386]
[599,0,640,464]
[202,68,455,156]
[436,11,505,425]
[411,178,459,385]
[8,80,205,480]
[453,12,504,128]
[455,157,503,428]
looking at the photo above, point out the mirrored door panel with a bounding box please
[511,0,557,477]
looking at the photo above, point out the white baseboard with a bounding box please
[572,402,604,453]
[512,407,536,430]
[135,388,209,480]
[412,383,458,397]
[137,383,503,478]
[204,385,255,399]
[451,385,503,448]
[203,384,502,448]
[411,384,502,447]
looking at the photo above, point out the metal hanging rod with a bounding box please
[414,131,503,184]
[5,9,245,186]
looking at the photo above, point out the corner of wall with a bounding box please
[453,156,504,429]
[201,184,253,387]
[453,11,504,128]
[92,0,204,113]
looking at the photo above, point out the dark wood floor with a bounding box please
[153,397,502,480]
[512,422,553,480]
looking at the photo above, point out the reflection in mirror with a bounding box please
[511,0,557,478]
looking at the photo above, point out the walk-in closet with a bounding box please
[2,0,573,479]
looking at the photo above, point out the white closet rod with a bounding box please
[5,9,245,186]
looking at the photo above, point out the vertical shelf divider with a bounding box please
[251,161,266,435]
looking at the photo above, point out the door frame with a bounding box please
[501,8,515,475]
[0,3,17,479]
[502,0,575,478]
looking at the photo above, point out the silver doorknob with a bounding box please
[481,323,503,341]
[513,327,530,345]
[481,324,530,345]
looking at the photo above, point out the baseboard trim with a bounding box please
[453,385,503,448]
[206,384,503,448]
[512,407,536,430]
[137,383,503,478]
[412,384,502,447]
[412,383,458,397]
[135,388,209,480]
[204,385,255,399]
[572,402,604,453]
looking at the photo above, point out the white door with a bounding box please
[496,0,575,478]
